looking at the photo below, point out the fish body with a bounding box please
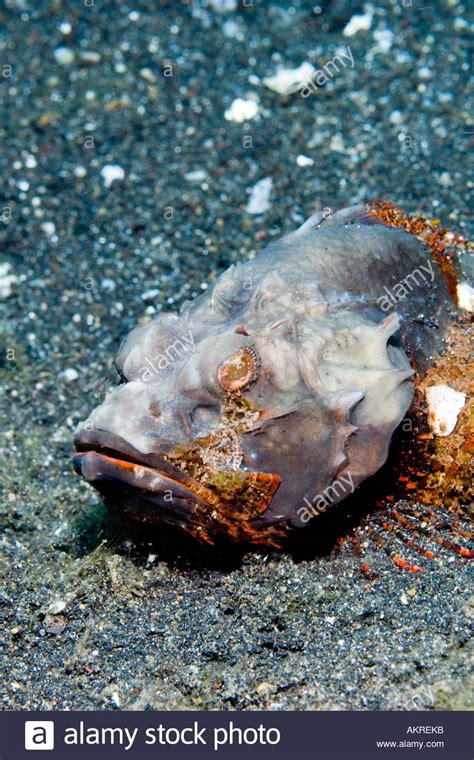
[74,205,453,544]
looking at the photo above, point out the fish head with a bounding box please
[74,300,413,544]
[74,311,296,544]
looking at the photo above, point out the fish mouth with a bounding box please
[73,429,214,524]
[73,429,285,545]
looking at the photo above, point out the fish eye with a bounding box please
[217,347,259,393]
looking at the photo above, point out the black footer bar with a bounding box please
[2,710,471,759]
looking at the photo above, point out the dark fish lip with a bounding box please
[73,429,285,543]
[73,429,210,507]
[74,429,165,467]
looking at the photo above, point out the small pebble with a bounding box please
[54,46,75,65]
[41,222,56,237]
[263,62,315,96]
[373,29,394,54]
[255,682,274,694]
[185,169,207,182]
[389,110,404,125]
[210,0,237,11]
[224,98,259,123]
[61,368,79,382]
[438,171,452,187]
[141,288,160,301]
[296,155,314,167]
[418,66,432,80]
[47,599,66,615]
[222,20,241,39]
[79,51,101,64]
[245,177,272,215]
[329,134,345,152]
[139,67,156,82]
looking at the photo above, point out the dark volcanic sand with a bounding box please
[1,0,472,710]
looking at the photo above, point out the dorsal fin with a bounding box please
[322,204,374,227]
[290,207,334,237]
[290,204,375,239]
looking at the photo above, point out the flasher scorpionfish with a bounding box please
[74,202,473,562]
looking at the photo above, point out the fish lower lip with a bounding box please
[73,450,202,499]
[74,429,286,545]
[73,429,209,505]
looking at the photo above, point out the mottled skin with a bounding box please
[74,205,452,544]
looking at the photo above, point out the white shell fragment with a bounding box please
[210,0,237,11]
[457,281,474,312]
[41,221,56,238]
[343,9,374,37]
[61,368,79,382]
[224,98,259,123]
[425,384,466,437]
[185,169,207,182]
[373,29,394,54]
[54,46,75,65]
[263,62,316,96]
[0,262,18,299]
[100,164,125,188]
[245,177,272,215]
[296,154,314,167]
[47,598,67,614]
